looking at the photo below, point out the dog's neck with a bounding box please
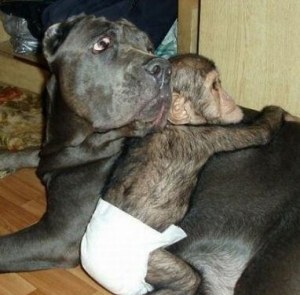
[37,129,126,182]
[37,77,130,179]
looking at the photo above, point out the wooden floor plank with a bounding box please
[68,267,111,294]
[20,270,97,295]
[14,169,44,192]
[21,199,46,217]
[28,290,47,295]
[0,195,38,231]
[0,273,36,295]
[0,169,112,294]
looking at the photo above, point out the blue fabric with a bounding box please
[155,20,177,59]
[42,0,178,48]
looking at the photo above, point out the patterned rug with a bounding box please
[0,82,43,177]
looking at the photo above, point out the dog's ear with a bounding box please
[43,14,87,63]
[42,75,94,155]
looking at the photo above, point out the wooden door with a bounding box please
[197,0,300,116]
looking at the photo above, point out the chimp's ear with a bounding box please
[43,15,87,63]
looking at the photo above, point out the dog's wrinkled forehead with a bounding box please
[43,15,153,64]
[104,18,153,49]
[71,17,152,48]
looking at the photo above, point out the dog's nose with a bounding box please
[144,58,172,85]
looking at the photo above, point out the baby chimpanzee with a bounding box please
[81,54,288,295]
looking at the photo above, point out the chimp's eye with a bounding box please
[212,81,218,90]
[212,80,221,91]
[93,36,111,53]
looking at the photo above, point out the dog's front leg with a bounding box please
[0,154,118,272]
[146,248,200,295]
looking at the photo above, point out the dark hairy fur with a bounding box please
[0,17,299,295]
[99,54,287,294]
[0,16,172,272]
[170,115,300,295]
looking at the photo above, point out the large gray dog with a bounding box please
[0,15,299,295]
[0,15,172,270]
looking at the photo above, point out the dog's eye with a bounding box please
[147,47,154,55]
[93,36,111,53]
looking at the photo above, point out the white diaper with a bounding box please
[81,199,187,295]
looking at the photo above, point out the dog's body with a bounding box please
[171,113,300,295]
[0,15,173,272]
[0,16,299,295]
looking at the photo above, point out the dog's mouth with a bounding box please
[92,81,171,132]
[152,104,167,127]
[138,86,171,128]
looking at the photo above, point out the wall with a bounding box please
[198,0,300,116]
[178,0,199,54]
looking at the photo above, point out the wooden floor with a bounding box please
[0,169,112,295]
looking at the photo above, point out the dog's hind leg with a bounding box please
[234,197,300,295]
[0,148,40,172]
[146,248,200,295]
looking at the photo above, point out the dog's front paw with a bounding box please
[258,105,286,130]
[284,113,300,123]
[250,105,287,144]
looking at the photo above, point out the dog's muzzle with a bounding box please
[144,57,172,88]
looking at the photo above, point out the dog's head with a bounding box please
[43,15,171,140]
